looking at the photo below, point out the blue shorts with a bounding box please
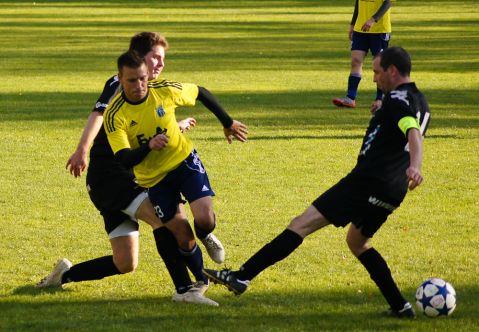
[148,150,215,222]
[351,31,390,56]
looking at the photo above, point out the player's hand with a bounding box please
[370,99,382,114]
[348,25,354,41]
[224,120,248,144]
[406,166,423,190]
[66,149,88,178]
[178,117,197,133]
[361,18,375,32]
[149,134,169,150]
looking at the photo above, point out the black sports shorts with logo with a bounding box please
[312,174,406,238]
[86,163,143,234]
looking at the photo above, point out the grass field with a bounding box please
[1,0,478,330]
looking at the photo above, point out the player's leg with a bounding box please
[347,223,415,318]
[37,216,137,288]
[204,205,330,295]
[333,31,368,108]
[148,180,211,289]
[180,150,225,263]
[128,192,212,295]
[189,196,225,264]
[110,233,138,273]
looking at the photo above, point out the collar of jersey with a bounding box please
[122,90,149,105]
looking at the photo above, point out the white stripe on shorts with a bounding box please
[108,220,139,240]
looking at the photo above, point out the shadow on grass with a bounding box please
[1,285,478,331]
[10,285,70,297]
[1,90,478,133]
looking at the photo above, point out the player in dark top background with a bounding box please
[37,32,218,306]
[205,46,430,318]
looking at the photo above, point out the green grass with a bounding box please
[1,0,478,331]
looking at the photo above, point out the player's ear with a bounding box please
[387,64,398,77]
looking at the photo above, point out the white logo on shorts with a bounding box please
[201,185,209,192]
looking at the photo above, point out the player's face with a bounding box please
[119,63,149,102]
[373,56,392,93]
[144,45,165,80]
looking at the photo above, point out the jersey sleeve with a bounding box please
[172,83,199,107]
[92,75,121,113]
[387,90,418,136]
[103,99,131,154]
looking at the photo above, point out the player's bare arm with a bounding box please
[66,111,104,177]
[406,128,423,190]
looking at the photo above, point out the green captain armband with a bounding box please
[398,116,420,136]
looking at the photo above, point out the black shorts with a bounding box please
[86,173,144,234]
[312,175,405,238]
[351,31,390,56]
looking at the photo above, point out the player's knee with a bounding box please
[170,218,196,251]
[193,210,214,227]
[113,257,138,274]
[346,236,369,257]
[351,56,363,70]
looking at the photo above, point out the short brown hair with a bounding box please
[129,32,169,57]
[117,50,146,72]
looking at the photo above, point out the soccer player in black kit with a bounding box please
[205,46,430,318]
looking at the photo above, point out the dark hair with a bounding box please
[117,50,146,72]
[379,46,411,76]
[129,32,169,57]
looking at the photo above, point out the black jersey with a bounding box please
[86,75,133,182]
[349,82,430,195]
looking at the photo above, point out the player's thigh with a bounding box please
[346,223,371,257]
[134,197,163,230]
[287,205,329,238]
[351,50,367,71]
[110,233,139,273]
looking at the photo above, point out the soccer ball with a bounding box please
[415,278,456,317]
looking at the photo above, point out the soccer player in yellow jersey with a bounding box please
[333,0,391,112]
[104,50,248,294]
[37,32,218,306]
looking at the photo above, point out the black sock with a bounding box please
[235,229,303,281]
[179,244,208,283]
[61,255,120,284]
[153,227,193,294]
[194,216,216,240]
[357,247,407,311]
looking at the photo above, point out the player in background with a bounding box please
[333,0,391,113]
[103,51,247,305]
[37,32,217,306]
[206,47,430,318]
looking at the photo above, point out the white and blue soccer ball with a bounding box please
[415,278,456,317]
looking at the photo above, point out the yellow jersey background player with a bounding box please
[333,0,392,112]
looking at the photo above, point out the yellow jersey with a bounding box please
[354,0,391,33]
[104,79,199,188]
